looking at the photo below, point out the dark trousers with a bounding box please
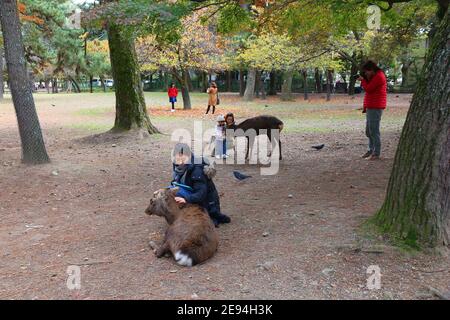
[365,109,383,156]
[206,105,215,114]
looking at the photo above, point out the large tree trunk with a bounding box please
[45,79,50,94]
[326,69,333,101]
[66,79,73,93]
[180,69,192,110]
[259,71,266,100]
[314,68,322,93]
[374,10,450,248]
[302,69,308,100]
[185,69,193,92]
[107,23,159,134]
[0,0,49,164]
[268,71,277,95]
[255,70,260,98]
[401,61,412,88]
[52,78,58,93]
[89,75,93,93]
[348,60,358,95]
[243,68,256,101]
[201,71,208,92]
[100,77,106,92]
[68,75,81,93]
[281,70,293,101]
[0,47,4,100]
[226,70,232,92]
[239,68,245,97]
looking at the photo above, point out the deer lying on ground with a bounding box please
[233,115,284,160]
[145,187,218,267]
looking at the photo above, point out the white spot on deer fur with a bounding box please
[175,251,193,267]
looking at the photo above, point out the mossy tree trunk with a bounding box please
[374,10,449,248]
[0,0,49,164]
[107,23,159,134]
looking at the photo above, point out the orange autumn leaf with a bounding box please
[18,1,44,25]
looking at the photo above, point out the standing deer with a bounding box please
[233,115,284,160]
[145,187,218,267]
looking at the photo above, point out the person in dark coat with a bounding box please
[171,143,230,227]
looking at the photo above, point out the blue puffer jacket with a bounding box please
[172,156,220,217]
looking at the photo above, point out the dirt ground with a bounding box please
[0,92,449,300]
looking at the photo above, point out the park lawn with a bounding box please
[1,91,407,135]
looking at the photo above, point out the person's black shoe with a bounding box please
[361,151,372,159]
[212,218,220,228]
[217,213,231,224]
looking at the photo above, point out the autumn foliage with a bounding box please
[18,1,44,25]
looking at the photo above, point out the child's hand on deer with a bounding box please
[175,197,186,205]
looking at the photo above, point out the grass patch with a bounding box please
[282,118,360,133]
[69,122,112,133]
[75,107,113,116]
[360,215,422,254]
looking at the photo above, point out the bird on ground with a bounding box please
[233,170,252,181]
[311,144,325,150]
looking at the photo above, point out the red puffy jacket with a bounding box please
[168,87,178,98]
[361,70,387,110]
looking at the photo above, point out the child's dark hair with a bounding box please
[225,112,234,122]
[361,60,381,72]
[170,83,175,87]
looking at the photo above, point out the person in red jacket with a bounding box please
[358,60,387,160]
[168,83,178,112]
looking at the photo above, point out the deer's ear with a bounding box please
[153,189,164,199]
[169,187,179,196]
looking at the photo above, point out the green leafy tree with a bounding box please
[0,0,49,164]
[83,0,185,134]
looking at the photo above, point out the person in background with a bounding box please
[224,112,237,154]
[171,143,231,227]
[358,60,387,161]
[215,115,227,159]
[225,112,236,130]
[168,83,178,112]
[206,82,218,114]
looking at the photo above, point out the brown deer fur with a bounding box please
[233,115,284,160]
[145,188,218,267]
